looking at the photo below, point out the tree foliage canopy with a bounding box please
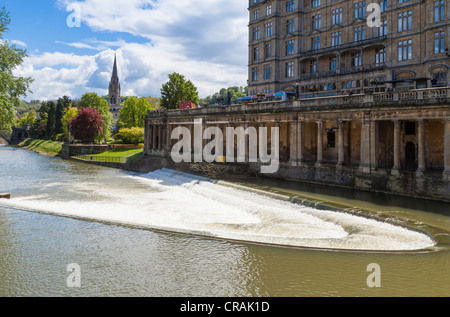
[160,73,199,110]
[79,92,113,141]
[69,107,104,144]
[118,96,153,129]
[0,6,33,132]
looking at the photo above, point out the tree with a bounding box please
[61,106,78,141]
[117,96,153,129]
[0,7,33,132]
[199,86,248,107]
[78,92,113,142]
[69,107,103,144]
[15,109,36,127]
[160,73,199,110]
[55,96,71,134]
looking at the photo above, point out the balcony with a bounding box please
[299,63,386,80]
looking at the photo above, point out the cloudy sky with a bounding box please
[3,0,249,101]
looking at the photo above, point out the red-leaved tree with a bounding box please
[69,107,104,144]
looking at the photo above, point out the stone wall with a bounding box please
[61,144,113,159]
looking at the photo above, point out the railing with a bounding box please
[75,155,129,163]
[147,87,450,118]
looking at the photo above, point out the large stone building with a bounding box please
[143,0,450,202]
[108,54,122,119]
[247,0,449,97]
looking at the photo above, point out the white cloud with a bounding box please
[11,40,27,47]
[18,0,249,101]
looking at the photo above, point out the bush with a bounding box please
[116,127,145,145]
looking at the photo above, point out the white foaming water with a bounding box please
[1,168,435,251]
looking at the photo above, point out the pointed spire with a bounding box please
[112,53,118,80]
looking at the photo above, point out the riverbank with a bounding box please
[18,138,63,157]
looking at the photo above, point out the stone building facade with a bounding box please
[247,0,449,97]
[144,88,450,201]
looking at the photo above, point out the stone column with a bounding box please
[392,120,401,176]
[316,121,323,167]
[152,125,157,151]
[337,120,345,168]
[289,121,298,166]
[443,119,450,182]
[417,119,426,176]
[370,120,378,171]
[297,121,304,165]
[359,120,371,173]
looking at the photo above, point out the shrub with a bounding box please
[116,127,145,145]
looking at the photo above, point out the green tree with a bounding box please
[15,109,36,127]
[116,127,145,145]
[118,96,153,129]
[160,73,199,110]
[61,106,78,141]
[38,101,56,138]
[55,96,71,134]
[78,92,113,142]
[0,7,33,132]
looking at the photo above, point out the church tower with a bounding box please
[108,54,122,119]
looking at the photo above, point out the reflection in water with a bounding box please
[0,145,449,296]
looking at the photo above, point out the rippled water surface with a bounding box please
[0,145,449,296]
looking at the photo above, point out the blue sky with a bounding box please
[2,0,248,101]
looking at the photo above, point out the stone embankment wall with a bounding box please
[61,144,113,159]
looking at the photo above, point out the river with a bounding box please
[0,145,449,297]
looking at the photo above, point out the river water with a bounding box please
[0,145,449,296]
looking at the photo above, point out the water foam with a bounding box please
[0,168,435,251]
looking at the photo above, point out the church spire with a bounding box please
[112,53,118,80]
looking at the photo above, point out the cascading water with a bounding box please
[0,166,436,251]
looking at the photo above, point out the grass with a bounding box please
[19,138,63,156]
[76,147,144,163]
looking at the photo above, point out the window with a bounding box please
[380,0,387,12]
[375,48,386,65]
[286,18,295,34]
[312,14,322,30]
[405,122,416,135]
[253,47,259,61]
[252,67,259,81]
[286,61,294,78]
[398,0,411,3]
[332,8,343,25]
[265,42,272,58]
[264,64,272,80]
[309,60,318,73]
[311,36,320,50]
[398,40,412,61]
[434,31,445,54]
[351,52,362,67]
[434,0,445,22]
[265,22,273,37]
[331,31,342,46]
[354,25,366,41]
[266,5,272,16]
[432,72,447,85]
[398,11,412,32]
[329,57,336,71]
[312,0,321,8]
[286,1,295,12]
[254,10,259,21]
[355,1,366,19]
[378,20,387,37]
[286,40,295,55]
[252,27,260,41]
[327,132,336,148]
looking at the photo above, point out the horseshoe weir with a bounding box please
[144,87,450,202]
